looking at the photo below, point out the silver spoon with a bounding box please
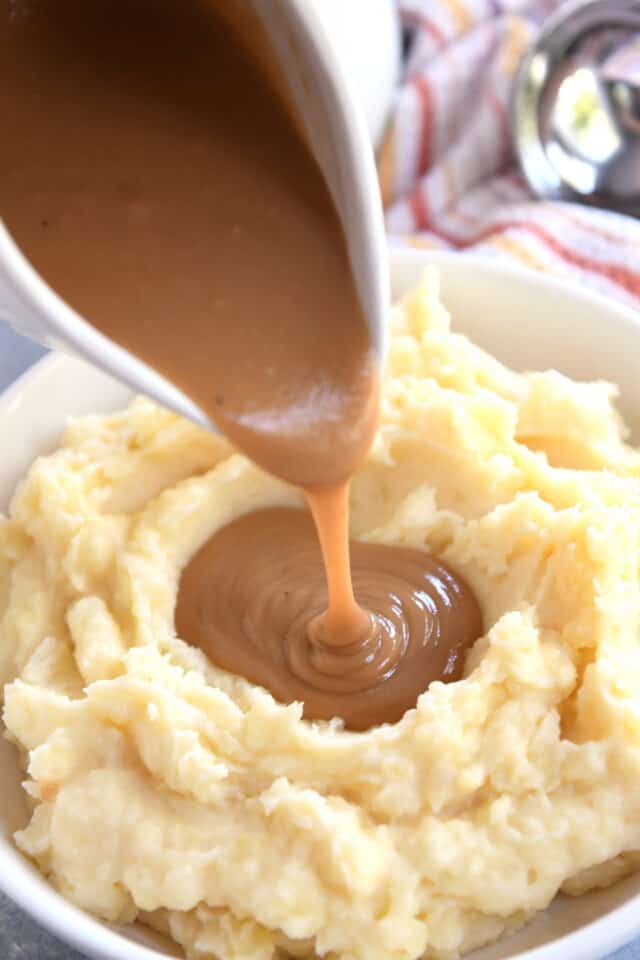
[512,0,640,216]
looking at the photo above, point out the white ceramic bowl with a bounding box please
[1,249,640,960]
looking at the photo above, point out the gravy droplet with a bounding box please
[176,508,482,730]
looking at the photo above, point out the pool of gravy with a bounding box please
[177,506,481,730]
[0,0,482,729]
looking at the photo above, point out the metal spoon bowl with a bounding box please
[512,0,640,216]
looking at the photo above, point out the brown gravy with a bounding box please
[0,0,482,728]
[177,507,481,729]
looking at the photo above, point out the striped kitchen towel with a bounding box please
[379,0,640,309]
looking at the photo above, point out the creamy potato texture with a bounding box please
[2,271,640,960]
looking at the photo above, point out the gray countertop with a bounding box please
[0,322,46,389]
[1,319,640,960]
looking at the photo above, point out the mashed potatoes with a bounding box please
[2,271,640,960]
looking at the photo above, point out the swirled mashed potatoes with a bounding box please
[2,271,640,960]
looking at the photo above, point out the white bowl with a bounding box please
[1,249,640,960]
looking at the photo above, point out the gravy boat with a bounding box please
[0,0,389,431]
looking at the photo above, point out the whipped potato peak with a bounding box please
[2,272,640,960]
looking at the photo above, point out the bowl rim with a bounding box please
[389,247,640,322]
[1,248,639,960]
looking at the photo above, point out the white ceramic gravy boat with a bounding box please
[0,0,391,431]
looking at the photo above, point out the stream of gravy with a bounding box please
[0,0,481,728]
